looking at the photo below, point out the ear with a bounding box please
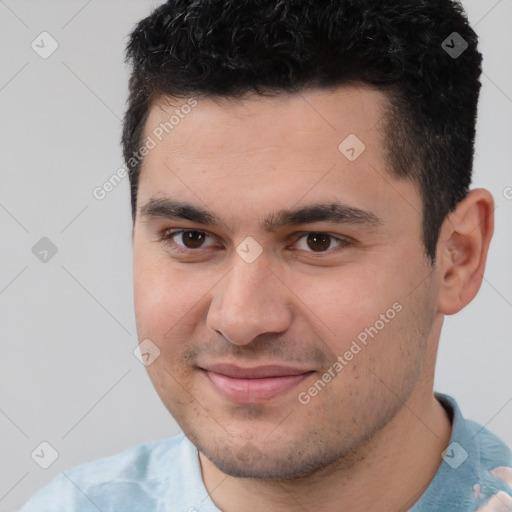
[436,189,495,315]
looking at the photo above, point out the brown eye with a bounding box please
[180,230,206,249]
[306,233,333,252]
[161,229,213,252]
[294,232,349,254]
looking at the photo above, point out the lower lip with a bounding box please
[203,370,313,403]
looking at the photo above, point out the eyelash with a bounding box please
[159,229,352,256]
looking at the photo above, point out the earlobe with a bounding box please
[436,189,494,315]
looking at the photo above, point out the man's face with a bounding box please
[132,87,439,479]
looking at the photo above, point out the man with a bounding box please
[20,0,511,511]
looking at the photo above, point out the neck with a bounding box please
[199,389,452,512]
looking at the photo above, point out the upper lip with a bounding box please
[200,363,313,379]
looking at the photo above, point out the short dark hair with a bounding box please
[123,0,482,261]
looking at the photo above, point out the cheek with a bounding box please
[288,265,398,341]
[133,256,202,397]
[287,259,425,375]
[133,252,196,339]
[133,250,223,347]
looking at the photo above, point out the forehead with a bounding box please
[147,87,385,150]
[139,86,389,185]
[136,86,422,238]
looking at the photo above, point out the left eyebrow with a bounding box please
[139,197,382,232]
[262,202,382,232]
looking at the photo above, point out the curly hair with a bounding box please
[123,0,482,261]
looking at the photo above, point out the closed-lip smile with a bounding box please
[199,363,314,403]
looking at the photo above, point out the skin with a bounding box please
[132,86,494,511]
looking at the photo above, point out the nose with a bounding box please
[206,257,293,346]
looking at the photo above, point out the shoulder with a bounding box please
[437,393,512,472]
[464,419,512,469]
[19,434,196,512]
[465,420,512,509]
[431,393,512,511]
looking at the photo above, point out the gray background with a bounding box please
[0,1,511,510]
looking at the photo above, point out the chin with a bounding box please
[194,430,356,481]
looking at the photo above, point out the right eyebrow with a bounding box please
[140,197,223,227]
